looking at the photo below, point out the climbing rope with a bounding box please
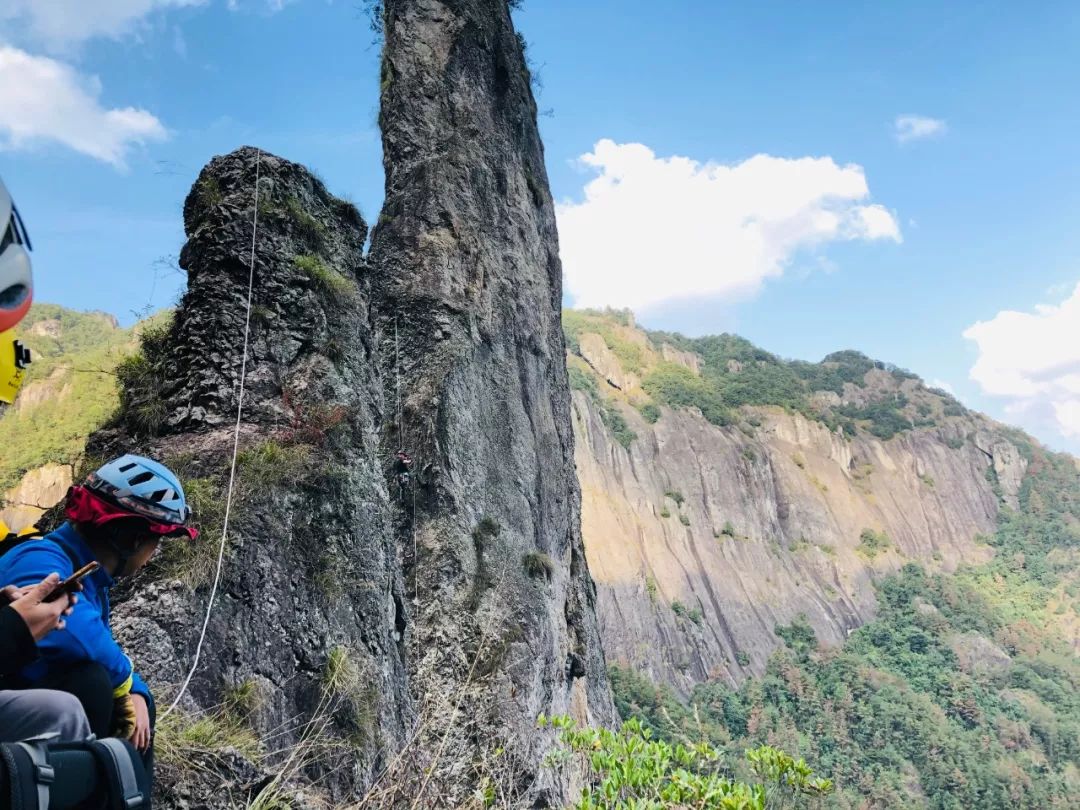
[163,149,262,718]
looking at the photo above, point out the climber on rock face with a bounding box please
[0,454,196,771]
[395,449,413,490]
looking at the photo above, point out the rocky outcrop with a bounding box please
[95,147,410,806]
[580,332,640,392]
[1,462,73,531]
[572,335,1016,692]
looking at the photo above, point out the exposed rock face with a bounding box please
[571,331,1021,693]
[580,332,639,392]
[371,0,613,801]
[95,147,411,805]
[660,343,701,375]
[1,462,73,531]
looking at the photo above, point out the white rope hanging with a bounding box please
[163,148,262,718]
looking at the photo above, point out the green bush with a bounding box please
[664,489,684,506]
[599,401,636,449]
[643,362,731,426]
[857,527,892,558]
[638,401,661,423]
[568,366,599,396]
[539,714,832,810]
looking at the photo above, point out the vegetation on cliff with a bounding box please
[610,439,1080,808]
[564,307,970,444]
[0,305,137,492]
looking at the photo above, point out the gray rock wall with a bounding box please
[370,0,614,802]
[573,380,1014,693]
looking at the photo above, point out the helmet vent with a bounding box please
[128,471,155,485]
[118,463,138,473]
[0,284,28,309]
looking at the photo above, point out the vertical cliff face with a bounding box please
[370,0,614,801]
[567,317,1029,694]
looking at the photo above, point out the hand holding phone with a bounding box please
[43,561,100,603]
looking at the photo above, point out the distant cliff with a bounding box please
[564,309,1033,692]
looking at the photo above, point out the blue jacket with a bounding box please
[0,522,150,701]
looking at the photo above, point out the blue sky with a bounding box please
[1,0,1079,453]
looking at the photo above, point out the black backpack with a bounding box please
[0,737,151,810]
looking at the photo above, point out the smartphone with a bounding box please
[44,562,100,603]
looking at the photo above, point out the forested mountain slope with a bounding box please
[567,308,1080,807]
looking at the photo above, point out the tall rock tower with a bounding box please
[93,1,612,806]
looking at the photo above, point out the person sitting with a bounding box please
[0,454,197,764]
[0,574,91,742]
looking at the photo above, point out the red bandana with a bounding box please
[64,486,198,540]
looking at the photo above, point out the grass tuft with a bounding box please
[294,254,357,299]
[523,551,555,581]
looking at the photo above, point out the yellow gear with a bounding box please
[0,328,30,404]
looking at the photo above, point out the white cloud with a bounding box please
[929,379,956,396]
[555,140,900,312]
[964,282,1080,440]
[0,46,167,168]
[894,115,947,144]
[0,0,206,50]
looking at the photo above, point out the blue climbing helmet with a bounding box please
[85,454,191,527]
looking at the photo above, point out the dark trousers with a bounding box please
[37,661,155,785]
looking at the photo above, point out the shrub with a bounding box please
[638,401,661,423]
[857,527,892,558]
[538,715,832,809]
[195,175,223,210]
[659,506,671,519]
[736,651,751,667]
[645,577,658,602]
[664,489,684,506]
[523,551,555,581]
[115,315,174,437]
[642,362,731,426]
[324,646,377,747]
[568,366,598,396]
[599,401,636,449]
[722,521,735,537]
[679,513,691,526]
[671,600,687,618]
